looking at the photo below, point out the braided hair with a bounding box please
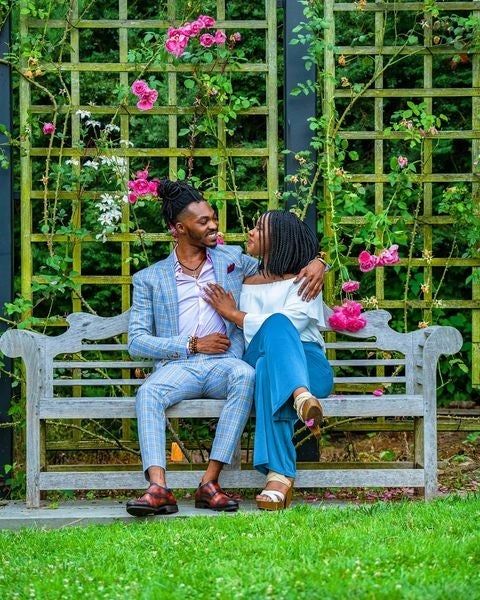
[158,178,204,227]
[257,210,318,276]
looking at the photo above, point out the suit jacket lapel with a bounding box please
[158,254,179,335]
[210,249,237,338]
[211,249,228,290]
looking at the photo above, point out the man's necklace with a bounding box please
[177,256,206,279]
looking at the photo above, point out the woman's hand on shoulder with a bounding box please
[294,259,326,301]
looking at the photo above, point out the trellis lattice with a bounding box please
[21,0,279,319]
[321,0,480,388]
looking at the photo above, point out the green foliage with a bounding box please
[0,0,268,330]
[2,462,26,499]
[438,185,480,262]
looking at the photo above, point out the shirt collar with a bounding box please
[174,248,212,273]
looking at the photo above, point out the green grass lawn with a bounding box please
[0,495,479,599]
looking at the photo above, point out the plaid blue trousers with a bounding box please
[136,355,255,478]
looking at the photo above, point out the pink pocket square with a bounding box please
[227,263,235,273]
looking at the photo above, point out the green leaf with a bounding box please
[184,78,195,89]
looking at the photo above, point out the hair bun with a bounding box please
[159,178,204,226]
[158,178,184,202]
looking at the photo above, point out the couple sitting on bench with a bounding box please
[126,179,332,516]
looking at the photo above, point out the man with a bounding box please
[126,179,325,516]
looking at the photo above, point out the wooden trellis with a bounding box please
[322,1,480,389]
[20,0,279,319]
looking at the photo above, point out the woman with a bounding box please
[204,209,334,510]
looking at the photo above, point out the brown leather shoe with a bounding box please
[126,483,179,517]
[194,480,239,512]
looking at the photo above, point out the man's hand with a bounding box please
[294,259,326,301]
[196,333,231,354]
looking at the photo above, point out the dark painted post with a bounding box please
[283,0,317,233]
[0,14,13,492]
[283,0,320,461]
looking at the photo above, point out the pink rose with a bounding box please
[345,316,367,332]
[131,80,149,96]
[165,30,189,57]
[199,33,215,47]
[197,15,216,28]
[137,89,158,111]
[137,98,154,111]
[328,311,348,330]
[342,280,360,293]
[372,389,384,396]
[397,155,408,169]
[329,300,367,333]
[214,30,227,44]
[358,250,379,272]
[189,20,204,35]
[147,180,159,195]
[128,192,138,204]
[378,244,400,266]
[135,169,149,180]
[129,178,151,195]
[342,300,362,318]
[179,23,197,37]
[42,122,55,135]
[231,32,242,42]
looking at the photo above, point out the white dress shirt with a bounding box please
[175,249,227,338]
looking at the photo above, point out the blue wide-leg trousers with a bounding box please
[243,314,334,478]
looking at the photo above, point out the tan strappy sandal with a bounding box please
[293,391,323,438]
[256,472,294,511]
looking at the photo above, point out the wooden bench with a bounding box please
[0,307,462,507]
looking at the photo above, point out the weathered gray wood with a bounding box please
[39,394,425,419]
[0,305,463,507]
[53,360,151,368]
[39,468,425,490]
[53,379,144,386]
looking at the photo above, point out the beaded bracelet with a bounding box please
[188,335,198,354]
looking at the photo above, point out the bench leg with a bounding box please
[414,415,438,500]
